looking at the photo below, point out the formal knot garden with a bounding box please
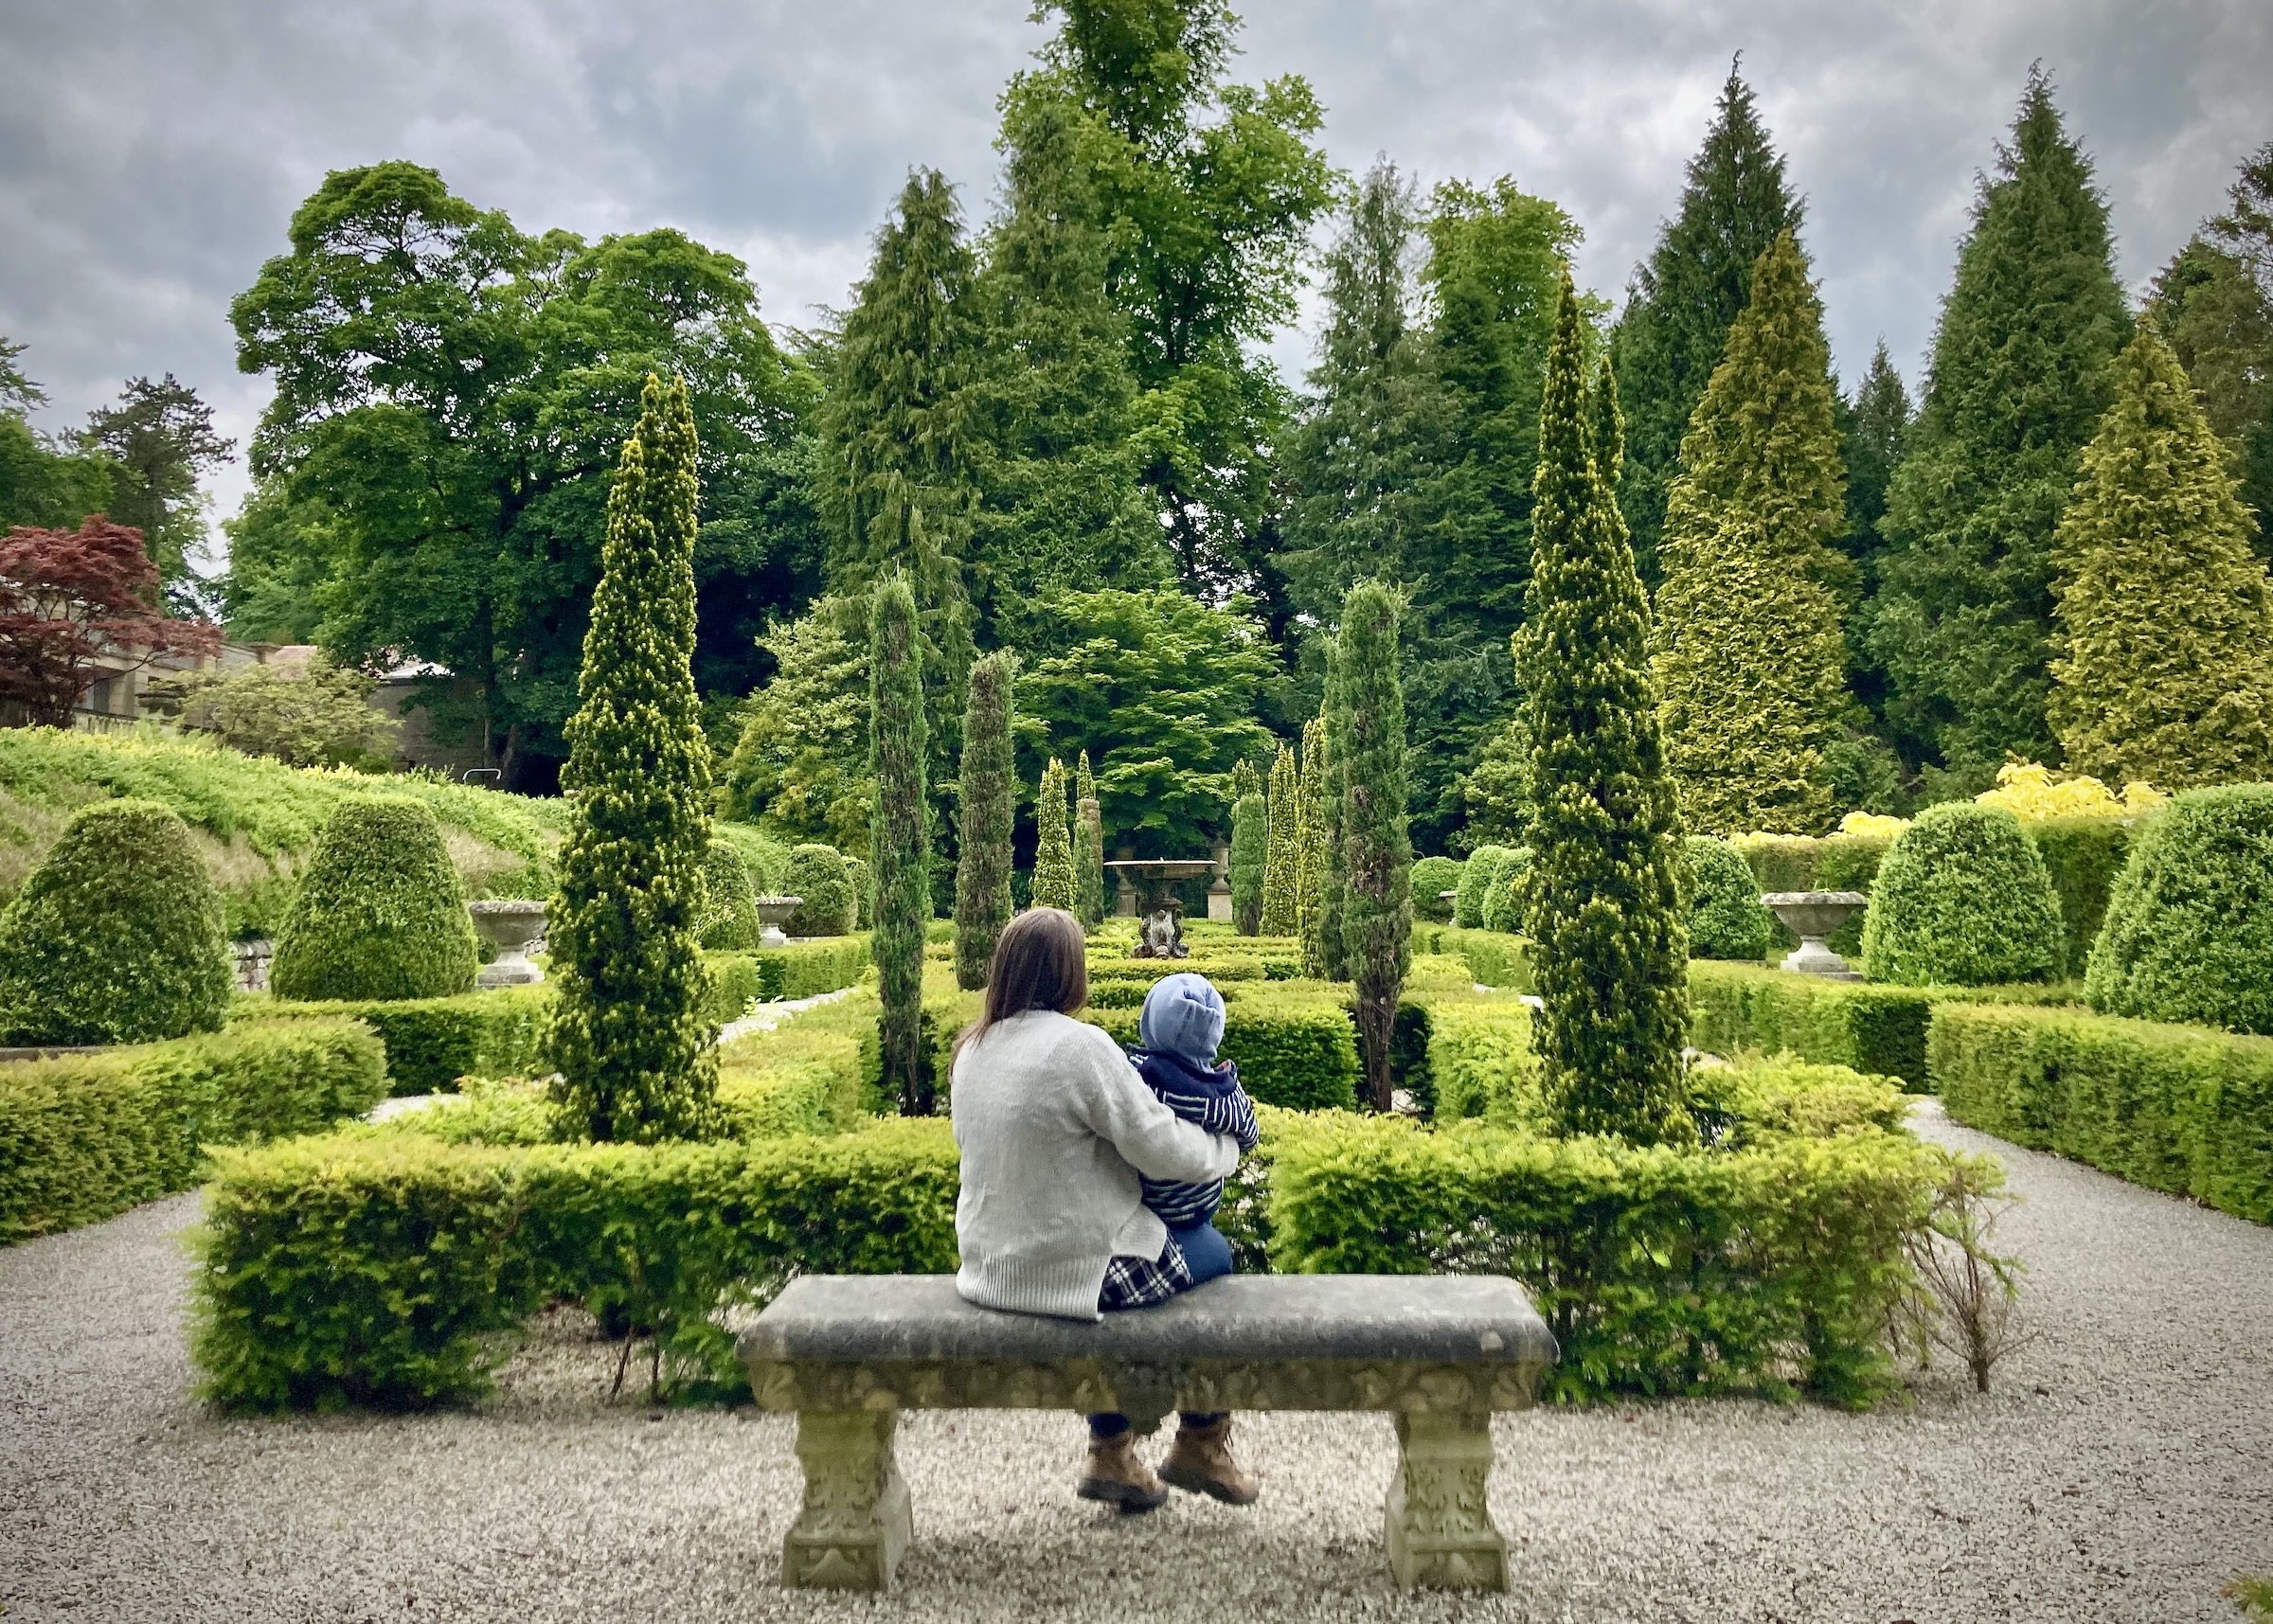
[7,18,2273,1618]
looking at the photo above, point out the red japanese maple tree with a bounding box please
[0,517,222,727]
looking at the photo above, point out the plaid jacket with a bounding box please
[1099,1232,1195,1312]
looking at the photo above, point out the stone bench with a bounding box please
[737,1273,1559,1594]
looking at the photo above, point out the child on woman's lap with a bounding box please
[1125,972,1258,1285]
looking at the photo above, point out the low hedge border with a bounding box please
[1688,961,2084,1091]
[1931,1001,2273,1224]
[254,986,550,1097]
[1419,926,1534,993]
[705,937,870,1018]
[1082,990,1360,1112]
[0,1019,388,1243]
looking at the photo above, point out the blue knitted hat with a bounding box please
[1138,972,1226,1062]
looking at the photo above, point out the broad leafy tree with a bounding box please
[0,518,219,727]
[718,594,873,852]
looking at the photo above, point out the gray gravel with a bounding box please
[3,1101,2270,1622]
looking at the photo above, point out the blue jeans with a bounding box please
[1090,1222,1231,1440]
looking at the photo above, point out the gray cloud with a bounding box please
[2,0,2266,528]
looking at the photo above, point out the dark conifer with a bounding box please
[953,651,1016,990]
[1337,580,1412,1109]
[870,573,933,1114]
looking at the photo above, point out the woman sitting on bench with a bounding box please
[948,906,1261,1512]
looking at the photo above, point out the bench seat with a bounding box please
[738,1274,1558,1594]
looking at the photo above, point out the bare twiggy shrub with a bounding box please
[1902,1152,2033,1393]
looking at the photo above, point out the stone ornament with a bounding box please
[1760,890,1868,979]
[467,901,546,989]
[739,1274,1556,1596]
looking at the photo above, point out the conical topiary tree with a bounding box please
[953,651,1016,989]
[1297,715,1333,977]
[2049,327,2273,787]
[1228,763,1266,935]
[546,373,719,1145]
[1319,635,1353,979]
[870,573,932,1114]
[1258,744,1299,935]
[1074,750,1106,928]
[1029,756,1077,912]
[1684,834,1776,961]
[697,841,762,951]
[1339,580,1414,1110]
[1654,230,1852,833]
[0,798,232,1045]
[1519,282,1691,1146]
[270,797,479,1002]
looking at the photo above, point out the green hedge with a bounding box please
[2086,786,2273,1035]
[0,1019,387,1242]
[1861,803,2065,987]
[2030,815,2133,977]
[1423,998,1544,1127]
[191,1118,961,1409]
[1083,989,1360,1111]
[705,937,870,1017]
[269,798,480,1002]
[256,986,550,1097]
[1931,1002,2273,1223]
[1424,926,1533,992]
[1732,832,1892,956]
[1411,855,1461,924]
[1267,1112,1932,1404]
[1684,835,1775,962]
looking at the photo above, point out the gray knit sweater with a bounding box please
[951,1009,1242,1321]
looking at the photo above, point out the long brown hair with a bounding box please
[953,907,1088,1063]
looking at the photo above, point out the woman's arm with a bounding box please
[1066,1029,1242,1184]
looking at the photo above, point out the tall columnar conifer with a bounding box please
[1228,772,1267,934]
[1074,750,1107,926]
[1319,635,1353,980]
[1869,70,2131,777]
[1297,715,1333,977]
[1519,278,1691,1145]
[1611,62,1803,582]
[870,573,932,1113]
[546,374,719,1144]
[1030,756,1078,912]
[2048,329,2273,786]
[1653,232,1852,833]
[953,651,1017,990]
[1337,580,1413,1110]
[1258,744,1300,936]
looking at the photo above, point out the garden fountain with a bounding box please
[1105,858,1221,958]
[469,900,547,989]
[753,895,804,950]
[1760,891,1868,980]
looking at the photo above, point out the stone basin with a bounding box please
[1760,890,1868,979]
[753,895,804,951]
[469,900,546,989]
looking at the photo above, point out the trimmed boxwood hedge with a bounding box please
[2086,785,2273,1036]
[1425,926,1533,992]
[1685,835,1775,961]
[1454,845,1512,928]
[1861,803,2064,987]
[697,840,763,951]
[0,1018,387,1242]
[257,986,550,1097]
[271,798,479,1002]
[2029,815,2133,978]
[1411,855,1462,924]
[1931,1001,2273,1224]
[783,844,853,937]
[1081,987,1361,1112]
[1423,998,1543,1127]
[705,937,871,1017]
[0,797,233,1045]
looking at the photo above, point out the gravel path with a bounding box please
[3,1103,2269,1622]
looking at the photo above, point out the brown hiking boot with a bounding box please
[1157,1414,1261,1506]
[1077,1429,1169,1513]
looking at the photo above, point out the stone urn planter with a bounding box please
[1760,891,1868,980]
[754,896,804,951]
[469,900,547,989]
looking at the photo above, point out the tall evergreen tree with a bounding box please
[1227,776,1267,934]
[821,170,982,773]
[1653,231,1852,833]
[953,651,1017,990]
[1337,580,1412,1109]
[1868,70,2132,780]
[546,375,718,1144]
[1319,634,1353,980]
[1519,279,1691,1145]
[869,573,932,1114]
[1258,743,1300,936]
[1610,62,1803,584]
[2049,328,2273,787]
[1297,714,1332,977]
[1030,755,1078,912]
[1836,341,1914,784]
[1074,749,1107,926]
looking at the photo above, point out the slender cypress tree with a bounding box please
[1869,69,2132,778]
[1228,763,1267,934]
[1338,580,1413,1109]
[1653,232,1852,833]
[1074,750,1106,926]
[1297,715,1332,977]
[546,374,718,1144]
[2049,328,2273,786]
[1030,756,1078,912]
[952,651,1016,990]
[1258,744,1300,935]
[1319,634,1353,980]
[870,573,932,1114]
[1519,277,1691,1145]
[1611,62,1803,583]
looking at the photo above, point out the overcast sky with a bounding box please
[3,0,2268,532]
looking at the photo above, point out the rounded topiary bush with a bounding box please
[0,797,232,1044]
[1411,855,1461,924]
[1456,845,1512,928]
[783,844,852,937]
[841,853,873,930]
[697,841,762,950]
[1481,848,1530,934]
[2086,784,2273,1034]
[270,797,478,1002]
[1860,802,2064,986]
[1685,834,1775,961]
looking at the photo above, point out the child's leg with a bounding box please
[1168,1221,1234,1285]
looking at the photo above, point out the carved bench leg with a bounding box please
[1383,1408,1508,1592]
[782,1408,911,1591]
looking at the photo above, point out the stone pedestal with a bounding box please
[1383,1410,1508,1592]
[782,1409,910,1590]
[1207,841,1233,921]
[469,901,546,990]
